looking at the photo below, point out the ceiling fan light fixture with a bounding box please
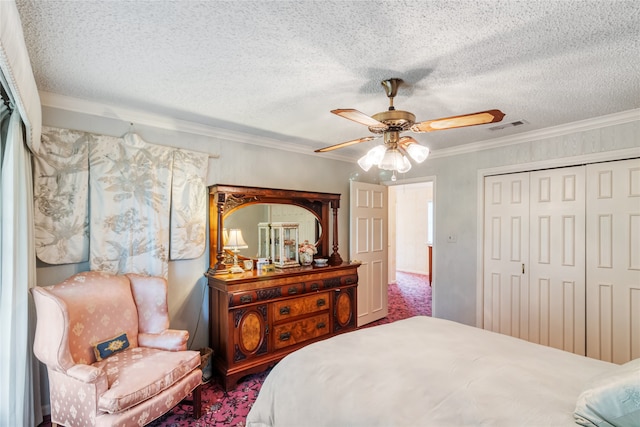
[398,154,412,173]
[357,153,374,171]
[358,144,386,172]
[406,142,430,163]
[379,148,411,173]
[367,144,387,163]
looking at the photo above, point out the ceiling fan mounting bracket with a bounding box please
[381,78,402,111]
[381,78,402,99]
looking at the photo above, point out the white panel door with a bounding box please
[350,181,388,326]
[586,158,640,364]
[483,173,530,336]
[529,167,586,355]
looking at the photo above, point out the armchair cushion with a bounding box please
[93,332,130,361]
[94,346,200,413]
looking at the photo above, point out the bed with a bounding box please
[246,316,640,427]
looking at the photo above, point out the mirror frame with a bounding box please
[208,184,343,274]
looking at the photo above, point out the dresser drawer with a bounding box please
[272,292,329,322]
[272,313,330,350]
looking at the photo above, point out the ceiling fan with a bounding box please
[315,78,505,178]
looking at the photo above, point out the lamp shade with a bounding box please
[357,153,375,171]
[379,148,412,173]
[223,229,248,249]
[406,143,430,163]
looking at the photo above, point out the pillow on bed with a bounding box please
[574,358,640,427]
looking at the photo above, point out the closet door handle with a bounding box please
[522,263,525,274]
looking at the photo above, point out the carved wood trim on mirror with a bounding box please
[208,185,343,274]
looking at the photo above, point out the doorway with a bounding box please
[389,181,433,284]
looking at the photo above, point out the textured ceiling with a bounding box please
[14,0,640,160]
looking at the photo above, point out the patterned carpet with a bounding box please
[148,271,431,427]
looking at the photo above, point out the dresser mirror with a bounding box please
[208,184,343,274]
[224,204,321,259]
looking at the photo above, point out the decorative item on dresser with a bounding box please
[206,185,358,390]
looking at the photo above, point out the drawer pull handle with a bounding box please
[279,306,290,315]
[288,287,298,295]
[317,298,326,307]
[310,283,319,291]
[317,322,326,329]
[345,277,355,285]
[279,332,291,341]
[240,295,252,304]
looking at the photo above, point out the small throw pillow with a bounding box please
[574,358,640,427]
[93,332,130,361]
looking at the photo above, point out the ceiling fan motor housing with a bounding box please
[370,110,416,134]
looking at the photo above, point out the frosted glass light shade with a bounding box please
[379,148,412,173]
[398,155,412,173]
[367,144,387,164]
[357,154,374,171]
[357,145,387,172]
[406,143,430,163]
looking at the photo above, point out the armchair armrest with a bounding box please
[66,364,104,383]
[138,329,189,351]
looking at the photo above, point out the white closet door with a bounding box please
[529,167,586,354]
[483,173,530,337]
[586,158,640,364]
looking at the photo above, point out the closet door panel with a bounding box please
[529,167,586,355]
[483,173,530,338]
[586,158,640,364]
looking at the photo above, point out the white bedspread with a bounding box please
[247,316,615,427]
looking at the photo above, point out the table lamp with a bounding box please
[223,228,248,273]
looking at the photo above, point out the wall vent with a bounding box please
[489,119,529,131]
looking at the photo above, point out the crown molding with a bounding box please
[40,91,638,163]
[429,108,640,159]
[38,91,356,163]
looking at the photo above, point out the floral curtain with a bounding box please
[34,127,209,278]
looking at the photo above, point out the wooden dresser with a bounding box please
[207,262,358,390]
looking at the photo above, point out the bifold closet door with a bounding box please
[483,173,530,338]
[586,158,640,364]
[528,166,586,355]
[483,167,586,356]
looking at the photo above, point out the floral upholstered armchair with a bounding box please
[32,271,202,427]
